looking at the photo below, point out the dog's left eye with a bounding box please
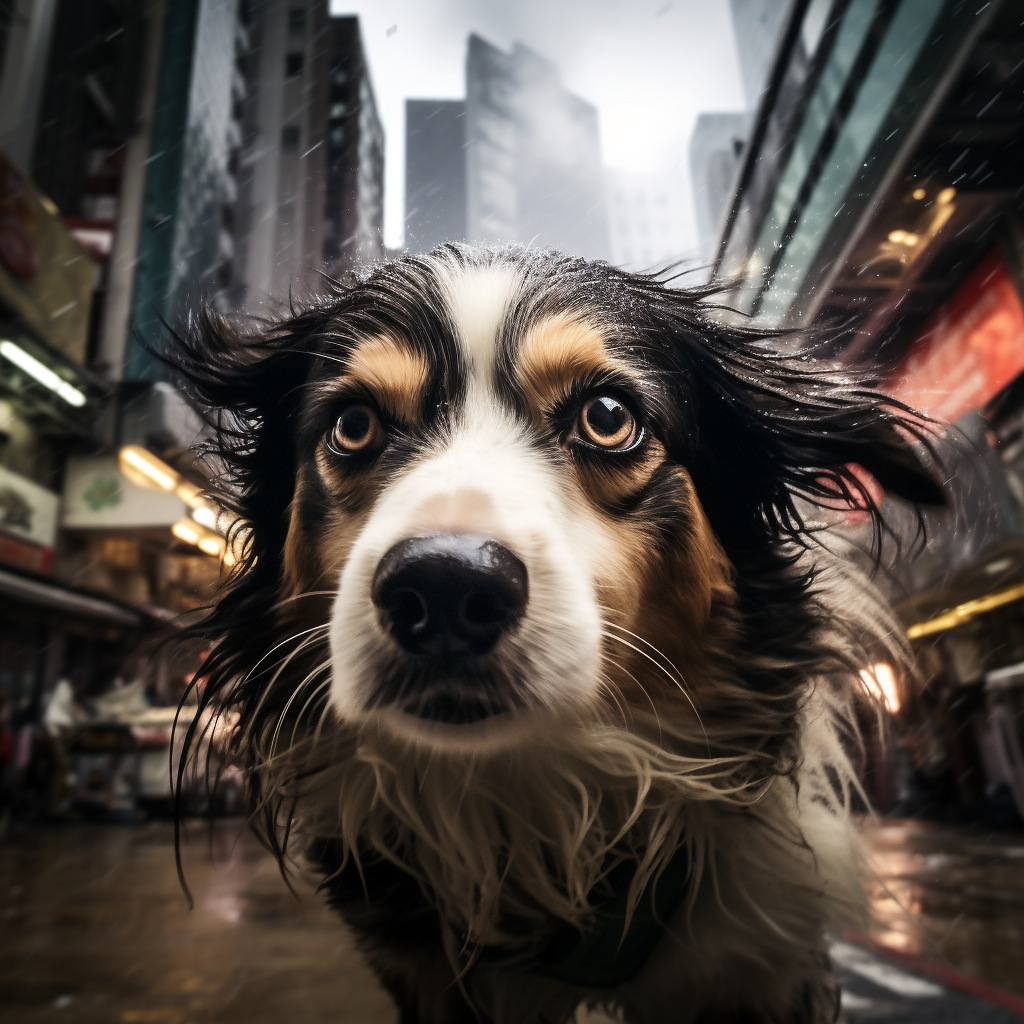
[577,395,638,450]
[327,404,386,455]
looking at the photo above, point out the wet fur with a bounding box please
[168,246,939,1024]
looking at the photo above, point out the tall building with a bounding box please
[729,0,799,110]
[688,113,749,261]
[405,35,608,259]
[405,100,467,254]
[465,35,608,260]
[321,16,384,278]
[606,169,694,271]
[235,6,384,308]
[118,0,248,378]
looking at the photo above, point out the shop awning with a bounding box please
[0,567,143,628]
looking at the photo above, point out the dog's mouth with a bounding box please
[364,653,535,726]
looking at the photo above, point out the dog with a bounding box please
[170,245,941,1024]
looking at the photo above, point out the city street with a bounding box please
[1,818,1021,1024]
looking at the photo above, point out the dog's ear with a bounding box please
[160,305,323,568]
[665,311,944,545]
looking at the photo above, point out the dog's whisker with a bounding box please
[600,630,710,756]
[241,622,331,688]
[290,676,334,749]
[602,622,700,700]
[246,626,332,726]
[270,661,334,760]
[599,644,663,739]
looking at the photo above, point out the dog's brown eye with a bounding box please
[329,405,385,454]
[579,395,637,449]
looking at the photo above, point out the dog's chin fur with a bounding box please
[369,705,566,752]
[167,245,941,1024]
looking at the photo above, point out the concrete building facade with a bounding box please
[464,35,608,260]
[606,169,693,271]
[236,5,383,308]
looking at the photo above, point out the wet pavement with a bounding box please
[860,819,1024,999]
[0,817,1021,1023]
[0,820,396,1024]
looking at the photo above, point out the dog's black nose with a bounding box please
[372,535,528,658]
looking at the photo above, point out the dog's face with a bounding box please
[178,247,941,759]
[282,261,732,748]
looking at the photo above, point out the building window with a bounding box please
[288,7,306,33]
[281,125,300,152]
[285,52,304,78]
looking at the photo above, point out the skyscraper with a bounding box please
[465,35,608,259]
[405,35,608,259]
[729,0,798,110]
[233,6,384,310]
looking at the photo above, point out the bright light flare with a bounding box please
[171,519,203,546]
[191,504,218,530]
[198,534,225,557]
[119,445,179,491]
[0,340,87,407]
[860,663,901,714]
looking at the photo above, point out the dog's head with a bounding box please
[173,247,940,759]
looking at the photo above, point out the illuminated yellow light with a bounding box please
[222,547,237,567]
[171,519,203,546]
[119,445,179,491]
[198,534,225,557]
[0,340,86,407]
[912,187,927,200]
[175,480,203,505]
[191,504,218,530]
[888,229,906,244]
[907,580,1024,639]
[937,187,957,205]
[860,663,901,714]
[903,232,919,246]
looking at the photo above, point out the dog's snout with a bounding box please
[372,535,528,658]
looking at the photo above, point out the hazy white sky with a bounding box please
[328,0,746,249]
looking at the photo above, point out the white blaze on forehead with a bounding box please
[435,263,523,383]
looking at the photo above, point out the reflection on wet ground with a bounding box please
[0,820,396,1024]
[861,818,1024,998]
[0,818,1022,1023]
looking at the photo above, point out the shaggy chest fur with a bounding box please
[171,245,940,1024]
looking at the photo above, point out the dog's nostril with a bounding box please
[371,535,528,658]
[462,589,509,626]
[387,589,429,634]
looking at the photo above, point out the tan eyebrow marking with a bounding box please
[345,337,430,421]
[516,314,630,412]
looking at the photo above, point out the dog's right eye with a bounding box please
[327,404,386,455]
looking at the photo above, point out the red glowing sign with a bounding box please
[885,248,1024,423]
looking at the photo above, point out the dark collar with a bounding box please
[521,845,691,988]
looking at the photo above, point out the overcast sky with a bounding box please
[328,0,746,250]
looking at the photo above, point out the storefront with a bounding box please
[713,0,1024,822]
